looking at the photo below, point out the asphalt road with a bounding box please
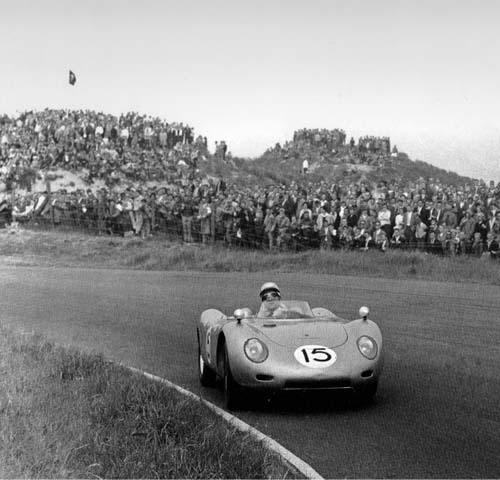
[1,267,499,478]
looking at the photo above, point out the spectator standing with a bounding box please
[298,210,315,249]
[390,227,407,249]
[459,211,476,253]
[302,158,309,175]
[275,207,291,250]
[426,231,442,254]
[486,232,500,259]
[198,197,212,245]
[253,204,265,248]
[377,203,392,238]
[471,232,484,257]
[414,215,428,248]
[442,203,458,228]
[402,207,418,246]
[130,188,145,236]
[264,208,276,250]
[180,193,195,243]
[474,213,488,242]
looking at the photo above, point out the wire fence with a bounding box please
[8,206,498,259]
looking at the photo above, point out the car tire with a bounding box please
[355,381,378,404]
[223,345,244,410]
[198,342,217,387]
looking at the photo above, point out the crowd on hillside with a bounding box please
[8,175,500,259]
[270,128,394,168]
[0,109,207,189]
[1,110,498,259]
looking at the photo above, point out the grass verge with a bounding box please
[1,227,499,285]
[0,325,296,479]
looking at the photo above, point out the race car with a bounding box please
[197,299,383,409]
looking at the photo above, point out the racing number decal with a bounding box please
[294,345,337,368]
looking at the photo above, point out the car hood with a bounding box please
[248,318,348,348]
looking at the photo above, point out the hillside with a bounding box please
[0,110,478,196]
[222,129,477,188]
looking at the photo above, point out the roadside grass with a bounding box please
[1,227,499,285]
[0,325,296,479]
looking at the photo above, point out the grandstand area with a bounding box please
[1,108,499,259]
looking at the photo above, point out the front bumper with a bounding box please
[232,354,381,392]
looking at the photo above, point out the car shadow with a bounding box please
[236,389,381,414]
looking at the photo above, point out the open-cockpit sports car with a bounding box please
[197,298,383,410]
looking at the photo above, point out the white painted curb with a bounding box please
[127,366,324,480]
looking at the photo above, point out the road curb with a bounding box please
[126,366,323,480]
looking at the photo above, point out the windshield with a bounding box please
[256,300,314,319]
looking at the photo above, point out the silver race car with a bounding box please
[197,297,383,410]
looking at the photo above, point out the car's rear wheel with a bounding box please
[223,345,244,410]
[198,340,216,387]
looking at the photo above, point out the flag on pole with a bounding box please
[69,70,76,86]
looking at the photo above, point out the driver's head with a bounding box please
[259,282,281,302]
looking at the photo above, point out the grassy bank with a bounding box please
[0,325,295,479]
[1,227,499,285]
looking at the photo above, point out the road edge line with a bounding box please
[126,366,324,480]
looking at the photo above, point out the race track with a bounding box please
[1,266,499,478]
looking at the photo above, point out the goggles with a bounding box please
[262,291,280,301]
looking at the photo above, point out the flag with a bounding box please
[69,70,76,86]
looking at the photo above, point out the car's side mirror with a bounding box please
[359,306,370,321]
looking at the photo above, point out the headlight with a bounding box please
[244,338,269,363]
[357,336,378,360]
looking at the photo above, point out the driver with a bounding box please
[259,282,288,318]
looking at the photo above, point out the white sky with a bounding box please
[1,0,499,181]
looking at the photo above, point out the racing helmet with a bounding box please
[259,282,281,301]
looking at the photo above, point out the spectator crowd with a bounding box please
[1,109,499,260]
[0,108,206,190]
[8,174,500,260]
[268,128,394,168]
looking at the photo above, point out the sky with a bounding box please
[1,0,499,182]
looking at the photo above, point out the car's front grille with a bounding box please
[283,378,351,390]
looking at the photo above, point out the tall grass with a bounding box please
[0,326,296,479]
[1,228,499,285]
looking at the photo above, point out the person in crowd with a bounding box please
[253,204,265,248]
[197,196,212,245]
[338,225,353,250]
[414,215,428,249]
[237,199,254,248]
[474,212,488,243]
[459,211,476,254]
[264,208,276,250]
[180,192,195,243]
[415,199,430,226]
[298,209,315,249]
[471,231,484,257]
[275,207,291,250]
[442,202,458,229]
[486,232,500,259]
[426,230,442,254]
[390,226,407,249]
[402,206,418,247]
[373,227,388,252]
[393,206,405,232]
[487,211,500,236]
[377,202,392,239]
[319,222,335,250]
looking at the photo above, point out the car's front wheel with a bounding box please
[355,381,378,404]
[198,341,216,387]
[223,345,244,410]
